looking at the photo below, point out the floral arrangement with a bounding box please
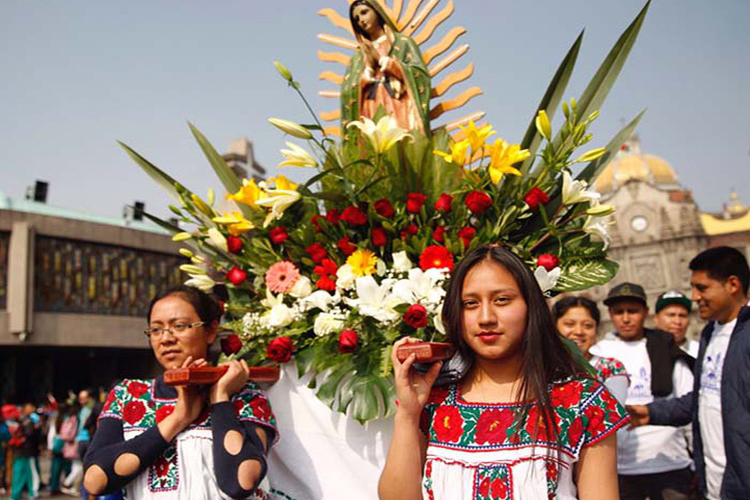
[123,4,648,423]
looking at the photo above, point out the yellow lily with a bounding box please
[434,139,470,167]
[212,211,255,236]
[347,115,410,154]
[256,175,301,227]
[460,121,496,154]
[268,118,312,140]
[279,142,317,168]
[227,178,263,209]
[535,110,552,140]
[486,139,527,184]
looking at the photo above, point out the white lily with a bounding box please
[534,266,561,293]
[586,199,615,217]
[260,288,284,309]
[206,228,228,252]
[279,142,317,168]
[583,216,612,249]
[347,115,410,154]
[297,289,340,312]
[267,303,295,328]
[255,189,301,227]
[268,118,312,139]
[391,268,448,306]
[345,276,400,323]
[562,171,600,206]
[184,274,215,292]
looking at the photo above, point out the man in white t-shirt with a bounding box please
[591,282,694,500]
[654,290,699,357]
[629,246,750,500]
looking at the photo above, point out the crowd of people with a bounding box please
[2,244,748,499]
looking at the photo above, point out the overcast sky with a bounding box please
[2,0,748,222]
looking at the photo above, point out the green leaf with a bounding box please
[518,31,583,175]
[555,258,619,291]
[576,109,645,184]
[119,142,187,202]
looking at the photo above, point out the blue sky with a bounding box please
[1,0,748,221]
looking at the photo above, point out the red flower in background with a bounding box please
[524,187,549,211]
[337,237,357,256]
[465,191,492,214]
[374,199,395,218]
[155,405,174,423]
[475,408,515,444]
[269,226,288,244]
[226,236,243,254]
[433,406,464,443]
[311,215,323,232]
[371,227,388,247]
[400,224,419,240]
[432,225,446,243]
[127,381,149,398]
[325,209,341,225]
[457,227,476,248]
[306,243,328,264]
[406,193,427,213]
[419,245,454,271]
[434,193,453,213]
[341,206,368,226]
[221,334,243,355]
[267,337,294,363]
[404,304,428,328]
[226,267,247,286]
[123,400,146,425]
[338,329,359,353]
[536,254,559,271]
[314,258,338,291]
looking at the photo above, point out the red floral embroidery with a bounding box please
[585,405,605,435]
[567,417,584,445]
[550,380,583,408]
[128,381,149,398]
[249,397,272,422]
[123,401,146,425]
[475,408,514,444]
[156,405,174,423]
[154,456,170,477]
[432,406,463,443]
[427,388,450,405]
[526,405,549,441]
[546,460,558,483]
[490,478,508,498]
[478,477,491,497]
[233,400,245,417]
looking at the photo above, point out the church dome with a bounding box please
[593,134,680,195]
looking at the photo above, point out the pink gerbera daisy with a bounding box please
[265,261,300,293]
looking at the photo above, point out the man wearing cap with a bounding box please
[655,290,699,357]
[629,246,750,499]
[591,282,695,500]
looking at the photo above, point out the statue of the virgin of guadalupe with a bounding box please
[341,0,431,133]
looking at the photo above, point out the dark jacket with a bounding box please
[649,305,750,499]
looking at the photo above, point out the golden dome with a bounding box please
[593,135,680,194]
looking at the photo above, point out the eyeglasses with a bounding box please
[143,322,204,339]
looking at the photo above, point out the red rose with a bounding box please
[311,214,324,232]
[524,187,549,211]
[373,199,395,218]
[419,245,454,271]
[267,336,294,363]
[434,193,453,213]
[226,236,243,254]
[536,253,559,271]
[155,405,174,423]
[269,226,288,244]
[154,456,170,477]
[306,243,327,264]
[123,400,146,425]
[404,304,428,329]
[490,478,508,498]
[457,227,476,248]
[127,381,149,398]
[567,417,584,445]
[432,406,464,443]
[337,237,357,256]
[551,380,583,408]
[406,193,427,213]
[400,224,419,240]
[325,209,341,225]
[226,267,247,286]
[475,408,515,444]
[432,225,446,243]
[338,329,359,353]
[221,334,243,355]
[371,227,388,247]
[465,190,492,214]
[341,206,368,226]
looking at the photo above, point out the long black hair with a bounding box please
[441,245,582,440]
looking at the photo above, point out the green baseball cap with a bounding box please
[603,282,647,307]
[655,290,692,313]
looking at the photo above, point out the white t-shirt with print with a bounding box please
[698,318,735,500]
[591,337,694,475]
